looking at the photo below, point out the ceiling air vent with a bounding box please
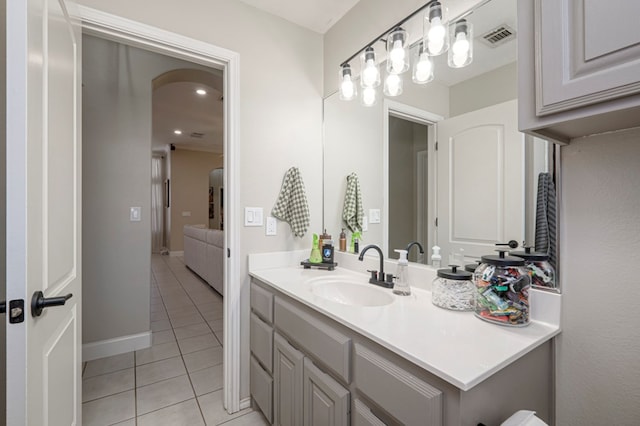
[190,132,205,139]
[479,24,516,48]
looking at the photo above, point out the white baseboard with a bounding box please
[239,397,252,411]
[83,331,152,362]
[169,250,184,257]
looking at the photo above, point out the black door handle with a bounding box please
[0,300,5,314]
[31,291,73,317]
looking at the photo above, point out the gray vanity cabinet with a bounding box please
[303,358,350,426]
[273,332,304,426]
[518,0,640,142]
[250,283,275,423]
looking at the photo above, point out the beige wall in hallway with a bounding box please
[0,0,7,419]
[170,149,222,252]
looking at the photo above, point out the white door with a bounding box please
[436,99,523,264]
[6,0,82,424]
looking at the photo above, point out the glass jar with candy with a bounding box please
[510,246,557,292]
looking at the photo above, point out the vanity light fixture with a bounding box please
[425,1,449,56]
[339,64,357,101]
[195,88,207,95]
[386,28,409,75]
[449,19,473,68]
[173,129,183,135]
[360,47,381,88]
[412,42,434,84]
[383,72,403,97]
[361,86,378,107]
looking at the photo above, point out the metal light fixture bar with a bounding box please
[338,0,494,68]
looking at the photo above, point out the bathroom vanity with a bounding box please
[248,251,561,426]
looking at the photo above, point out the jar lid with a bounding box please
[437,265,472,280]
[510,246,549,261]
[481,250,525,266]
[464,261,481,273]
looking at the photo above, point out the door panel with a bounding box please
[6,0,82,424]
[303,358,349,426]
[437,100,523,262]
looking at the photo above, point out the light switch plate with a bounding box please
[130,207,141,222]
[266,216,277,236]
[244,207,264,227]
[181,211,191,217]
[369,209,381,224]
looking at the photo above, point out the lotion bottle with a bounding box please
[393,249,411,296]
[431,245,442,268]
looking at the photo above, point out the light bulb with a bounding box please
[362,87,377,106]
[362,59,379,87]
[341,75,355,99]
[413,52,433,84]
[448,20,472,68]
[390,40,406,73]
[384,74,402,97]
[452,32,470,56]
[427,17,446,55]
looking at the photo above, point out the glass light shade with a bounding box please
[448,19,473,68]
[412,44,434,84]
[424,1,449,56]
[360,86,378,107]
[383,72,403,97]
[339,64,357,101]
[360,47,381,88]
[386,28,409,74]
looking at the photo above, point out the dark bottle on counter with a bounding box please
[322,240,334,263]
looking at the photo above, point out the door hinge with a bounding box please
[9,299,25,323]
[435,217,439,227]
[435,141,438,151]
[227,248,231,258]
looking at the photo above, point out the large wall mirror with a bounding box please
[323,0,559,276]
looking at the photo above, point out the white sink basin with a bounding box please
[307,277,394,307]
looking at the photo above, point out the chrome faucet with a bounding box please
[358,244,394,288]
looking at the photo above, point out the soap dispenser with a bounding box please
[393,249,411,296]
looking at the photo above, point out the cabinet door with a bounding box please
[536,0,640,115]
[353,399,387,426]
[273,333,304,426]
[303,358,350,426]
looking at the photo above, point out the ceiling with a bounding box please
[237,0,360,34]
[152,80,224,154]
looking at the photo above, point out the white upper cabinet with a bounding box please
[519,0,640,143]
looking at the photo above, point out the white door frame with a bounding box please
[382,99,443,258]
[78,7,244,413]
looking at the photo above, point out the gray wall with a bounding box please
[558,127,640,424]
[1,0,7,419]
[78,0,323,398]
[449,62,518,117]
[82,35,218,344]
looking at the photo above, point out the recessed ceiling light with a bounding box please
[174,129,182,135]
[196,89,207,96]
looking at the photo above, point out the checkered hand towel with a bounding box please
[272,167,310,237]
[342,173,363,233]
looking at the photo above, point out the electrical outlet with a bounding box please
[362,216,368,232]
[266,217,277,236]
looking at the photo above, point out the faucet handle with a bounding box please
[366,270,378,281]
[385,273,395,284]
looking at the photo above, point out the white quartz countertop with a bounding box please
[249,258,561,391]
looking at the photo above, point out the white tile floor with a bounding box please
[82,254,268,426]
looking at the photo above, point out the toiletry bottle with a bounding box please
[339,229,347,252]
[309,234,322,263]
[319,229,330,255]
[431,245,442,268]
[393,249,411,295]
[322,240,334,263]
[353,232,361,254]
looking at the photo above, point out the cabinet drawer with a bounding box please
[353,399,387,426]
[250,312,273,373]
[251,355,273,423]
[354,343,442,426]
[251,282,274,324]
[274,297,351,383]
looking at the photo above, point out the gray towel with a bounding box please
[342,173,363,233]
[534,172,557,270]
[272,167,310,237]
